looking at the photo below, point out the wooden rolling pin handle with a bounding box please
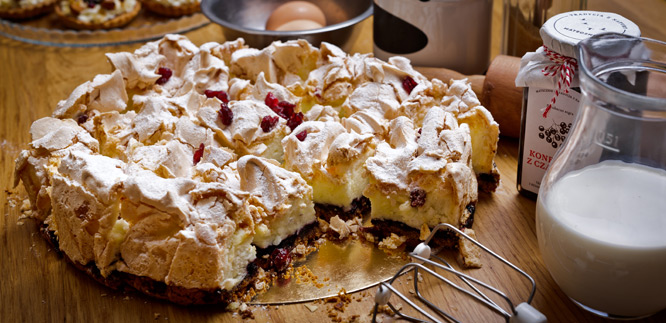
[415,55,523,138]
[482,55,523,138]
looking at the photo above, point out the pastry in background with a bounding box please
[54,0,140,30]
[140,0,199,17]
[0,0,56,20]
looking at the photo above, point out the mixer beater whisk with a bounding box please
[371,223,547,323]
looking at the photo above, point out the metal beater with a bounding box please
[371,223,547,323]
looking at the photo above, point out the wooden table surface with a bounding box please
[1,1,665,322]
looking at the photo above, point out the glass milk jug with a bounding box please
[536,33,666,319]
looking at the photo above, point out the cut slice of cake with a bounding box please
[399,77,500,191]
[237,155,316,249]
[364,109,478,247]
[282,120,375,219]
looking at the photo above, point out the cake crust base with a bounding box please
[39,221,320,305]
[364,202,476,249]
[478,170,501,192]
[314,196,371,222]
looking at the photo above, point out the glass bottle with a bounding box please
[536,33,666,319]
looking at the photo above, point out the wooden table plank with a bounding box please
[2,1,665,322]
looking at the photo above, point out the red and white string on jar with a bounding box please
[540,46,578,118]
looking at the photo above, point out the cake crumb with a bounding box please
[419,223,431,241]
[374,304,396,317]
[294,265,325,288]
[254,280,267,292]
[17,198,33,218]
[153,313,161,320]
[318,218,330,232]
[378,233,407,250]
[227,301,240,311]
[329,216,351,239]
[5,189,18,208]
[293,243,307,256]
[347,217,362,233]
[325,288,353,320]
[238,303,254,319]
[304,303,318,312]
[326,291,361,323]
[457,228,483,268]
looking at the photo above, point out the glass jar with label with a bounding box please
[514,11,640,198]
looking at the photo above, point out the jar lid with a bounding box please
[540,11,641,57]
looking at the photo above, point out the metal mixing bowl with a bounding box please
[201,0,372,50]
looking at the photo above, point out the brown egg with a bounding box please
[275,19,324,31]
[265,1,326,31]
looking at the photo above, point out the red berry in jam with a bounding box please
[261,115,279,132]
[265,92,299,120]
[193,143,204,165]
[266,94,283,117]
[278,100,295,118]
[76,113,89,124]
[204,89,229,103]
[287,112,304,131]
[410,188,426,207]
[156,67,172,85]
[295,130,308,141]
[402,76,417,94]
[271,248,292,272]
[218,102,233,126]
[265,92,279,109]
